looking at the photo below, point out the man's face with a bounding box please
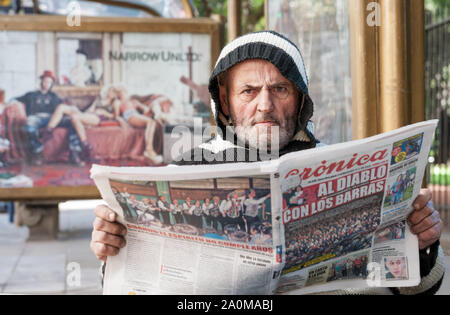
[219,59,300,150]
[386,257,406,278]
[41,77,54,93]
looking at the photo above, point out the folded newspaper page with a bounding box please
[91,120,437,295]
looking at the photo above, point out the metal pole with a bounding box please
[7,202,14,224]
[379,0,409,132]
[408,0,425,124]
[228,0,241,41]
[264,0,269,30]
[349,0,380,139]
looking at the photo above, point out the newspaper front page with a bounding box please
[92,162,281,295]
[91,120,437,295]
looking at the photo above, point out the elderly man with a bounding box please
[91,31,444,294]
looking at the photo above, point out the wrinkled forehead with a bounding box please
[226,59,294,87]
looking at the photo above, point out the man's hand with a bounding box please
[407,188,443,250]
[90,205,127,262]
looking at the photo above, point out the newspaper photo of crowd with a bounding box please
[327,253,369,281]
[110,177,273,245]
[384,167,416,207]
[374,221,406,245]
[285,195,382,270]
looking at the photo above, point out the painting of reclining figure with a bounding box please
[0,28,212,189]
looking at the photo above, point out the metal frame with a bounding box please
[0,15,222,201]
[349,0,425,138]
[348,0,380,139]
[227,0,241,41]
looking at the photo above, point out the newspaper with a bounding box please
[91,120,438,295]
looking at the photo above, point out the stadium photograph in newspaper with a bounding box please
[283,193,382,272]
[280,148,389,274]
[109,176,272,245]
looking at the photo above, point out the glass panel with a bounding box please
[38,0,152,17]
[37,0,191,18]
[119,0,190,17]
[0,0,14,14]
[267,0,352,144]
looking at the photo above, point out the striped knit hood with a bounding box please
[208,30,315,142]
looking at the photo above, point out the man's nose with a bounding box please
[256,87,274,112]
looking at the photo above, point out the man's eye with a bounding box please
[243,89,254,94]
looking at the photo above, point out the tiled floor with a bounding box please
[0,206,103,295]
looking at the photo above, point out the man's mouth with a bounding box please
[254,121,278,126]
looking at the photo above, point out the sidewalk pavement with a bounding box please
[0,202,449,295]
[0,205,103,295]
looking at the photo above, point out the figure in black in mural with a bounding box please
[10,71,84,165]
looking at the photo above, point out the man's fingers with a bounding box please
[92,230,126,249]
[412,188,432,210]
[410,210,441,234]
[90,240,121,257]
[93,217,127,236]
[417,219,443,250]
[94,204,117,222]
[408,205,434,226]
[406,189,443,250]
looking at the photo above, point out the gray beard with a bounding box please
[227,96,298,152]
[234,124,295,152]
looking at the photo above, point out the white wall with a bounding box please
[0,31,38,101]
